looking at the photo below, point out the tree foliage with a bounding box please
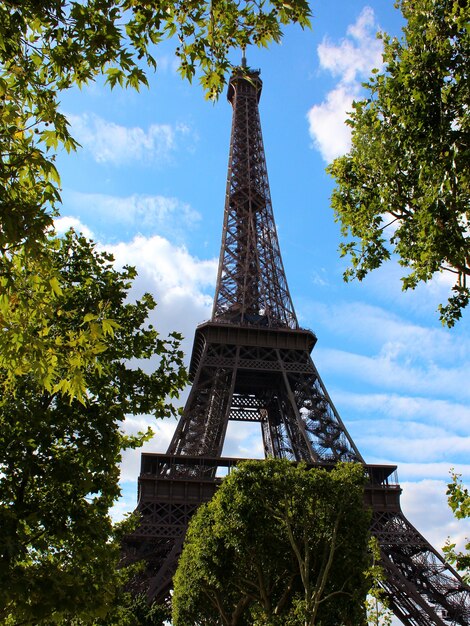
[1,0,311,398]
[172,460,371,626]
[1,2,311,621]
[1,0,311,252]
[328,0,469,326]
[0,231,187,625]
[365,538,393,626]
[444,472,470,582]
[66,593,170,626]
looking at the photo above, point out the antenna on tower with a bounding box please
[241,47,247,68]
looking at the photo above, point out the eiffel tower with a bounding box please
[126,63,470,625]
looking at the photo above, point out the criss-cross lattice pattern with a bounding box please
[212,70,297,329]
[166,332,362,464]
[371,511,470,625]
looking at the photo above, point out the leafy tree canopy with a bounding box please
[1,0,311,398]
[172,460,371,626]
[444,472,470,583]
[1,0,311,252]
[0,231,187,625]
[365,538,394,626]
[328,0,469,326]
[64,593,171,626]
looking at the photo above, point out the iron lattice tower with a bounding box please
[125,68,470,625]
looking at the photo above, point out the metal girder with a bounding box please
[212,69,297,329]
[167,327,362,463]
[372,511,470,625]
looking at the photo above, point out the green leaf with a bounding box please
[49,276,62,296]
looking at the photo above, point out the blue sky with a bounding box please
[53,0,469,573]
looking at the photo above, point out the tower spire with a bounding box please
[212,67,297,329]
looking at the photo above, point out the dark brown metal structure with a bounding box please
[126,67,470,625]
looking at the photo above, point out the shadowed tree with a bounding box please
[0,231,187,624]
[172,460,371,626]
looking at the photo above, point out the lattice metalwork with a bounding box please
[212,68,297,329]
[166,330,362,464]
[125,67,470,625]
[371,511,470,625]
[126,471,219,600]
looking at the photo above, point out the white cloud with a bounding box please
[311,268,329,287]
[320,345,470,403]
[120,417,180,483]
[54,215,94,239]
[307,7,384,162]
[107,234,216,301]
[351,259,461,319]
[222,422,265,459]
[317,7,383,84]
[63,190,200,241]
[155,54,180,74]
[307,85,356,163]
[360,428,470,464]
[68,112,190,165]
[391,462,470,482]
[101,234,217,363]
[401,479,470,554]
[303,299,470,370]
[95,233,218,489]
[336,391,470,436]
